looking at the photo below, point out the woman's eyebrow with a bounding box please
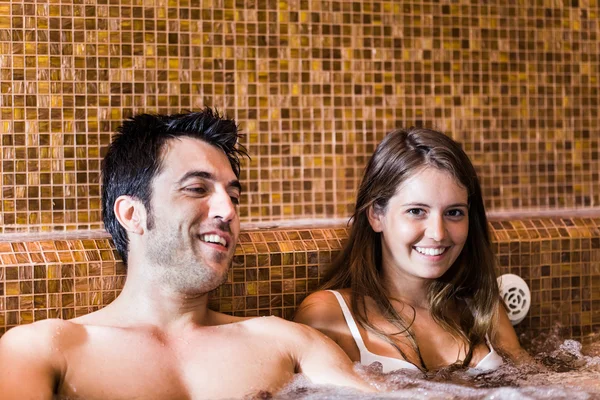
[401,202,469,208]
[401,202,429,207]
[447,203,469,208]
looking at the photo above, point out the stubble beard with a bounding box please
[145,226,233,295]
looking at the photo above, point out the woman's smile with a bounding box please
[413,246,450,258]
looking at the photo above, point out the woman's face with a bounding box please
[368,166,470,283]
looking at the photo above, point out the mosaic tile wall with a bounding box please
[1,218,599,340]
[1,1,599,233]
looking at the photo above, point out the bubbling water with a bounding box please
[275,327,600,400]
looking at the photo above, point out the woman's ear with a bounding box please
[367,203,384,233]
[114,195,146,235]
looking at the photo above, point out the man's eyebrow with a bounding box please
[229,179,242,192]
[178,171,242,192]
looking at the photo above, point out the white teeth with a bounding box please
[201,234,227,247]
[415,247,446,256]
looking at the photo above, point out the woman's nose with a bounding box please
[425,215,447,242]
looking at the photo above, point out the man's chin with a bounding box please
[209,249,235,264]
[185,265,230,294]
[209,267,230,290]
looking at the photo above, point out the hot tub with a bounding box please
[1,216,599,398]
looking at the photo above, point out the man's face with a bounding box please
[143,137,241,294]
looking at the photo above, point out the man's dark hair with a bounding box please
[101,108,247,264]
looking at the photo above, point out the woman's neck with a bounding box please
[381,270,431,309]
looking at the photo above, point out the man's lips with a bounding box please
[199,232,232,249]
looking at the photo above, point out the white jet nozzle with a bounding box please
[497,273,531,325]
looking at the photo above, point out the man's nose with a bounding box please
[208,190,237,222]
[425,215,447,242]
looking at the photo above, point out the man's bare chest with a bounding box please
[57,329,296,399]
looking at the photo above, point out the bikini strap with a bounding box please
[327,290,369,354]
[484,334,495,352]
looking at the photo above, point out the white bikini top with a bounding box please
[328,290,504,374]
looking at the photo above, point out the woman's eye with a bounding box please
[407,208,425,216]
[446,209,465,217]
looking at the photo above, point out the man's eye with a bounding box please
[187,187,207,194]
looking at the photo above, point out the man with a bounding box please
[0,109,372,399]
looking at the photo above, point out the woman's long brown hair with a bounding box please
[321,128,500,370]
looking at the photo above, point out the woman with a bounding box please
[294,128,528,374]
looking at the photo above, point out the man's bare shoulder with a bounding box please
[233,315,324,342]
[0,318,82,392]
[2,318,78,342]
[1,318,86,356]
[231,315,300,330]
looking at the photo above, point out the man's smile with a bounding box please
[199,232,232,250]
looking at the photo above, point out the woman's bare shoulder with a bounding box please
[293,289,353,338]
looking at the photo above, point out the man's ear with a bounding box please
[114,195,146,235]
[367,203,384,233]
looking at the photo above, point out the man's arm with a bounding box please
[290,322,376,392]
[0,321,63,399]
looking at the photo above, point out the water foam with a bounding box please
[274,326,600,400]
